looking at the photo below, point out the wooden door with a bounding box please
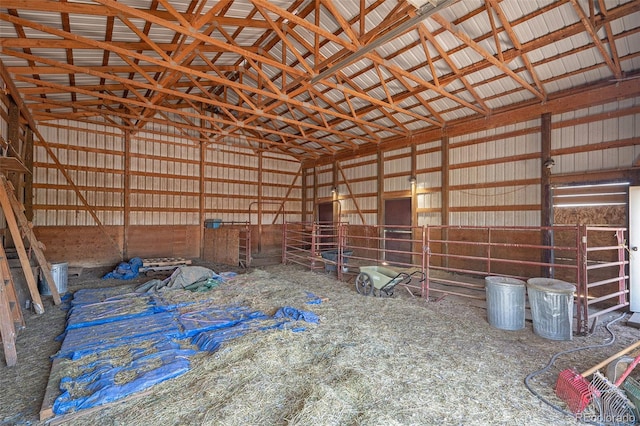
[384,198,412,265]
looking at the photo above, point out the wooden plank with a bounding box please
[0,244,24,330]
[3,175,61,304]
[0,265,17,366]
[39,357,62,421]
[0,175,44,314]
[0,157,29,173]
[141,257,192,267]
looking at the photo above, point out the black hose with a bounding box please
[523,312,627,425]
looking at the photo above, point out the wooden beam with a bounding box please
[0,176,44,314]
[0,59,124,260]
[441,132,449,227]
[0,157,28,173]
[199,142,205,259]
[540,113,553,277]
[123,131,130,259]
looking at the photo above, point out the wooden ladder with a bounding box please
[0,242,23,366]
[0,174,60,310]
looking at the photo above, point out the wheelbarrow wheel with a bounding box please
[355,272,373,296]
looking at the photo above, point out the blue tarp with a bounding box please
[274,306,320,324]
[52,283,319,416]
[102,257,144,280]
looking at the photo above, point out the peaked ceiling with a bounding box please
[1,0,639,160]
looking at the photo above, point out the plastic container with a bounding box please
[526,278,576,341]
[204,219,223,229]
[484,276,526,331]
[39,262,68,296]
[320,250,353,272]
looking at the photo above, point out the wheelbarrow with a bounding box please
[355,265,426,297]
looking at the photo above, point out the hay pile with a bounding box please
[1,262,638,425]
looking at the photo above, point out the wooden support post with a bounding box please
[302,167,308,222]
[0,176,45,313]
[24,127,33,221]
[123,131,131,259]
[377,149,384,227]
[541,112,553,278]
[199,142,205,259]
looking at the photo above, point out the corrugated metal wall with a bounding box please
[416,140,442,226]
[449,120,541,226]
[13,98,640,233]
[34,121,124,226]
[339,154,377,225]
[32,119,303,228]
[130,131,199,225]
[553,96,640,173]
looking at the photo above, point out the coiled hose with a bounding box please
[523,312,627,425]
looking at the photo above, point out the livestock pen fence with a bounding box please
[282,222,629,336]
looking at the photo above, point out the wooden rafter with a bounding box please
[570,0,622,79]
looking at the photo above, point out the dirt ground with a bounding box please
[0,260,638,425]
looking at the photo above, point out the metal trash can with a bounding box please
[485,276,526,331]
[39,262,69,295]
[526,278,576,341]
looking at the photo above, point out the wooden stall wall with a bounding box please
[448,119,542,227]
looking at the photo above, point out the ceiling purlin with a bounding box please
[340,1,576,119]
[431,13,544,101]
[123,1,232,130]
[6,49,378,151]
[0,0,272,29]
[337,73,410,133]
[193,53,259,115]
[569,0,621,80]
[359,0,409,45]
[453,1,638,82]
[486,0,547,100]
[386,68,444,125]
[88,0,354,148]
[417,23,489,113]
[254,2,439,132]
[253,3,314,76]
[0,12,378,148]
[307,87,381,143]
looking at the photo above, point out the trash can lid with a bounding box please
[526,278,576,294]
[485,276,526,288]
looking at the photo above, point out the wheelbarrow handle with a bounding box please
[614,352,640,387]
[582,340,640,378]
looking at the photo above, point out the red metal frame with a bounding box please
[282,222,629,335]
